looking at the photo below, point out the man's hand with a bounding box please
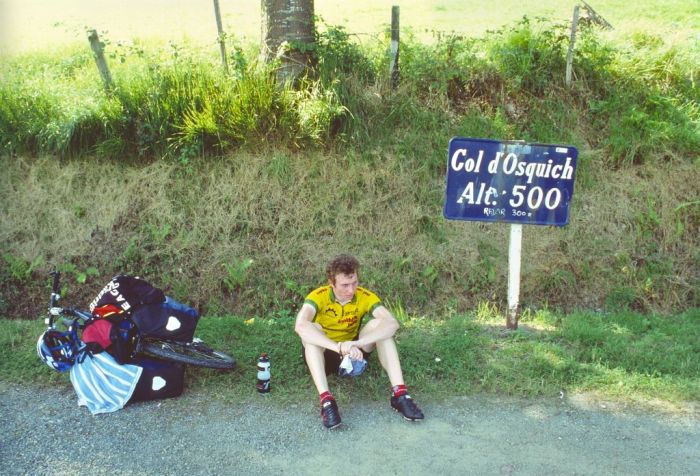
[339,340,364,360]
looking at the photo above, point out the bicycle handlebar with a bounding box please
[46,269,92,329]
[51,269,60,294]
[46,306,87,327]
[49,269,61,309]
[51,307,91,320]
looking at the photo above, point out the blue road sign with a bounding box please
[444,138,578,226]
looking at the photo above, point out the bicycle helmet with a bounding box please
[36,328,79,372]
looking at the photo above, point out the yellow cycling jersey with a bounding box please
[304,285,382,342]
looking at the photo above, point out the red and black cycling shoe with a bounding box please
[391,394,424,421]
[321,398,342,429]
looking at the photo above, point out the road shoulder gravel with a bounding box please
[1,381,698,475]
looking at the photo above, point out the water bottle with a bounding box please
[256,353,270,394]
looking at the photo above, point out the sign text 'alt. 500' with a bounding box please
[443,138,578,226]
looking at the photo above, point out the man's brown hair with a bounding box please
[326,254,359,284]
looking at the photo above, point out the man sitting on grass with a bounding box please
[294,254,424,429]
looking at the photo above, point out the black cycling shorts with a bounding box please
[301,345,370,376]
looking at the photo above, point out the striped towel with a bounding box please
[70,351,142,415]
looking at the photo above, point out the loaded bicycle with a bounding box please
[39,269,236,370]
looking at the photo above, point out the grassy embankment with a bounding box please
[1,17,698,318]
[0,11,698,405]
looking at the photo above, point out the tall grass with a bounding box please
[0,42,345,160]
[1,19,697,165]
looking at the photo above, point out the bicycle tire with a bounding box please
[139,337,236,370]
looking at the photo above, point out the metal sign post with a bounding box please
[444,138,578,329]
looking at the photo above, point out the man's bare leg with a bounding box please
[303,343,330,393]
[359,319,405,386]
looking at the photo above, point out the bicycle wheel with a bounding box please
[139,337,236,370]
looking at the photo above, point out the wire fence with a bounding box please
[84,3,629,93]
[25,1,690,95]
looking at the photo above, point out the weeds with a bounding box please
[3,254,44,282]
[57,263,99,285]
[222,258,254,292]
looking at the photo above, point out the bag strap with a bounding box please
[76,344,97,363]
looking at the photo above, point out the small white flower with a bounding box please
[435,357,441,362]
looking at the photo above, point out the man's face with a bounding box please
[330,272,358,303]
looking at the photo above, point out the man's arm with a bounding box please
[347,305,400,351]
[294,303,342,353]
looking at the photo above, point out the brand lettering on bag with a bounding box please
[89,279,132,312]
[90,281,119,311]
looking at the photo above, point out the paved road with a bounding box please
[1,381,698,475]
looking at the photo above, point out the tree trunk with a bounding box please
[261,0,315,84]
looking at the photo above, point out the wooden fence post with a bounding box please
[88,30,113,92]
[389,6,400,89]
[565,5,580,88]
[212,0,229,73]
[581,1,613,29]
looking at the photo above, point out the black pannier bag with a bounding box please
[129,357,185,402]
[89,275,166,314]
[89,275,198,343]
[131,297,199,342]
